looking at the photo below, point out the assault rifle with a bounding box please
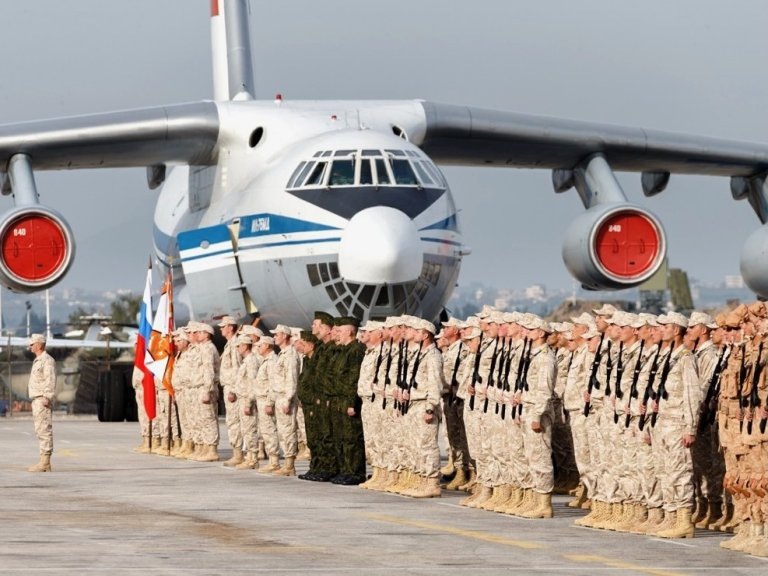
[604,340,614,396]
[747,341,764,435]
[494,339,508,415]
[612,341,625,424]
[583,332,605,417]
[516,339,534,418]
[482,338,500,413]
[371,340,384,403]
[638,347,663,431]
[381,338,394,410]
[624,341,645,428]
[698,345,728,434]
[500,339,515,420]
[447,342,463,407]
[393,340,407,411]
[468,334,484,411]
[401,340,423,415]
[650,348,673,428]
[737,343,747,433]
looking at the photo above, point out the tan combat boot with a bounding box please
[258,455,281,473]
[613,503,638,533]
[458,469,477,492]
[28,453,51,473]
[273,456,296,476]
[444,468,468,491]
[510,488,535,516]
[488,485,513,512]
[170,438,183,457]
[647,509,676,536]
[520,492,554,519]
[132,436,150,454]
[235,452,258,470]
[223,447,244,467]
[402,475,426,497]
[154,438,171,456]
[257,440,267,461]
[575,500,606,528]
[417,476,442,498]
[721,521,752,551]
[359,467,380,490]
[196,444,220,462]
[459,484,484,507]
[498,486,523,515]
[379,469,399,490]
[658,507,695,539]
[593,502,622,530]
[743,521,766,553]
[185,443,201,460]
[480,486,504,511]
[626,504,649,534]
[177,440,194,459]
[696,500,721,529]
[296,442,311,461]
[467,484,494,509]
[634,506,662,534]
[440,456,455,478]
[750,523,768,557]
[567,484,587,509]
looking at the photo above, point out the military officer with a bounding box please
[27,333,56,472]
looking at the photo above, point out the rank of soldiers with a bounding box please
[127,302,768,558]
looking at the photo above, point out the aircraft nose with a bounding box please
[338,207,422,284]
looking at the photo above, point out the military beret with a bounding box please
[314,311,334,326]
[300,330,319,345]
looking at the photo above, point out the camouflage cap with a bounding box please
[269,324,292,336]
[217,315,239,327]
[592,303,617,316]
[234,334,252,346]
[688,311,717,329]
[461,326,482,340]
[658,312,689,328]
[259,336,275,346]
[28,333,46,345]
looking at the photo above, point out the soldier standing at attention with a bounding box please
[330,317,367,485]
[190,322,221,462]
[219,316,244,467]
[27,333,56,472]
[269,324,301,476]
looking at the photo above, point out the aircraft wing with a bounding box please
[413,101,768,177]
[0,102,220,171]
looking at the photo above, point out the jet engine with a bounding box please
[0,205,75,292]
[562,203,666,290]
[740,225,768,298]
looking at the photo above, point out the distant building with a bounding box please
[724,275,744,289]
[525,284,546,302]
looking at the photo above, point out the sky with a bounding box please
[0,0,765,294]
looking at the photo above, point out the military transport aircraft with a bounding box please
[1,0,768,328]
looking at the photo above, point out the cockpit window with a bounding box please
[286,148,446,190]
[391,159,418,186]
[328,159,355,186]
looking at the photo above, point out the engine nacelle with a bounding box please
[0,206,75,293]
[562,203,666,290]
[740,224,768,299]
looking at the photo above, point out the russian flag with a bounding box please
[134,261,156,420]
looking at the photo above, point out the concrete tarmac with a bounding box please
[0,416,765,575]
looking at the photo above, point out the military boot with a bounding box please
[258,455,281,473]
[439,457,455,479]
[359,467,379,490]
[720,521,750,550]
[520,492,554,519]
[196,445,220,462]
[444,469,467,491]
[459,484,486,507]
[612,503,636,533]
[567,484,587,509]
[575,500,606,528]
[380,469,399,490]
[750,523,768,557]
[657,507,695,539]
[743,521,765,554]
[235,452,258,470]
[728,521,764,552]
[627,504,649,534]
[697,500,721,529]
[594,503,622,530]
[691,498,707,525]
[132,436,150,454]
[402,475,426,497]
[296,442,311,461]
[176,440,193,459]
[498,487,524,515]
[467,484,494,509]
[488,485,513,512]
[633,506,662,534]
[273,456,296,476]
[28,453,51,473]
[154,438,171,457]
[257,440,267,461]
[170,438,183,457]
[384,470,405,493]
[418,476,442,498]
[149,437,162,454]
[186,443,202,460]
[510,488,535,516]
[709,502,732,531]
[458,469,477,492]
[223,447,244,467]
[647,510,676,536]
[480,486,504,511]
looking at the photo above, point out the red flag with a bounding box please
[134,261,156,420]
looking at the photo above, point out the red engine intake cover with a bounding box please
[1,213,69,283]
[594,211,661,280]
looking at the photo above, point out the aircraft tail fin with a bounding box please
[210,0,255,101]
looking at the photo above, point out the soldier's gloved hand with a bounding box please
[347,407,356,417]
[467,384,475,396]
[265,405,274,416]
[201,392,212,404]
[227,392,237,403]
